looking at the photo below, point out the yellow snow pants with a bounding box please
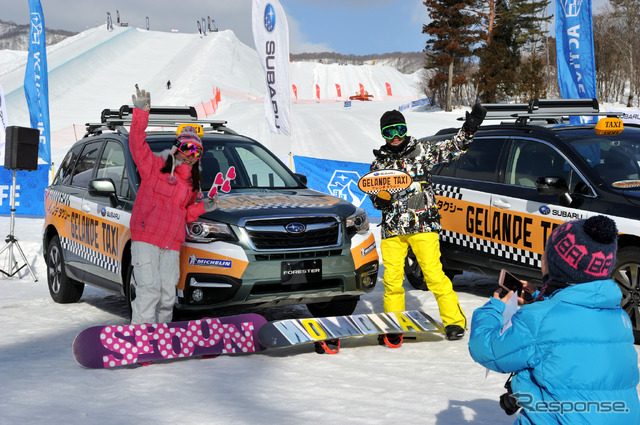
[380,232,466,328]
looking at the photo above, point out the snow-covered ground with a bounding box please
[1,25,638,425]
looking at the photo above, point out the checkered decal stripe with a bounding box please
[434,184,462,200]
[368,187,408,195]
[61,237,121,275]
[221,203,330,211]
[440,230,541,267]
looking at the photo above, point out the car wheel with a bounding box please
[404,247,459,291]
[124,264,136,320]
[613,246,640,344]
[307,297,359,317]
[46,235,84,303]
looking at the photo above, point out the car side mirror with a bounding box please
[536,176,572,207]
[88,178,119,207]
[294,173,308,186]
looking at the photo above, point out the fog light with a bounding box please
[192,288,204,302]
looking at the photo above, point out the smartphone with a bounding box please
[499,269,523,295]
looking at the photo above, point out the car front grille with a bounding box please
[243,216,341,251]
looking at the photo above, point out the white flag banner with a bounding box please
[0,82,7,165]
[252,0,291,136]
[605,108,640,125]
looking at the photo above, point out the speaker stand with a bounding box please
[0,170,38,281]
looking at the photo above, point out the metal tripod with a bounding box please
[0,169,37,281]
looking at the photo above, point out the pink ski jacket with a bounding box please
[129,108,205,251]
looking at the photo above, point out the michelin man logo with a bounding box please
[327,170,367,206]
[188,253,232,268]
[560,0,583,17]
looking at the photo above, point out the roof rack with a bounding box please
[470,98,621,125]
[85,105,236,136]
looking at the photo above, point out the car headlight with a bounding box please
[346,208,370,235]
[186,220,237,242]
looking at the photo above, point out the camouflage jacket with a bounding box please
[370,129,473,239]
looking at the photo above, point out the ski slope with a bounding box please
[2,25,458,162]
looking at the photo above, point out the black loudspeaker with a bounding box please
[4,126,40,171]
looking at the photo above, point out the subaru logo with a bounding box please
[539,206,550,215]
[264,4,276,32]
[285,222,306,234]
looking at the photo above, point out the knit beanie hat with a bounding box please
[173,126,202,151]
[380,110,406,130]
[544,215,618,284]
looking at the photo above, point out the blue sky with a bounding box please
[4,0,610,56]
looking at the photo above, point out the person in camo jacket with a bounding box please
[369,104,486,346]
[128,86,217,324]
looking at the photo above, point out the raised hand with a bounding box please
[132,84,151,111]
[462,103,487,134]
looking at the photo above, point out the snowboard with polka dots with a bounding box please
[72,313,267,368]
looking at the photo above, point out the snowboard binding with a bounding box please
[314,339,340,354]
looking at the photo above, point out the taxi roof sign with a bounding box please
[595,117,624,136]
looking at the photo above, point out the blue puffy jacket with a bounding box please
[468,279,640,425]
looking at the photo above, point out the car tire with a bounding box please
[613,246,640,344]
[307,297,359,317]
[404,247,458,291]
[46,235,84,303]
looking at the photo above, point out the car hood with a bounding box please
[199,188,357,224]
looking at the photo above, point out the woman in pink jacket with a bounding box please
[129,86,216,324]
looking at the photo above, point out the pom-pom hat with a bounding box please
[173,126,202,151]
[544,215,618,284]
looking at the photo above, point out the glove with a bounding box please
[462,103,487,134]
[203,195,218,212]
[372,191,393,209]
[132,84,151,111]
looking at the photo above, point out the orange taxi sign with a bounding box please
[358,169,412,194]
[595,117,624,136]
[176,123,204,137]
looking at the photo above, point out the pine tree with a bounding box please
[473,0,551,102]
[476,4,519,102]
[423,0,481,111]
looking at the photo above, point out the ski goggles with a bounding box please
[381,124,408,139]
[177,141,203,159]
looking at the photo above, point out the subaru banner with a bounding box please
[252,0,292,136]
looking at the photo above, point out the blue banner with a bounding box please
[555,0,597,123]
[293,156,380,218]
[24,0,51,164]
[0,165,49,216]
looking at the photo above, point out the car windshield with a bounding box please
[564,130,640,189]
[145,137,302,191]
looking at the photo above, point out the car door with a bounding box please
[59,140,102,281]
[488,137,595,278]
[81,140,134,290]
[431,136,507,271]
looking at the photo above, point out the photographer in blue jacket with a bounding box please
[468,215,639,424]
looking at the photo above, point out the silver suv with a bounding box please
[43,106,379,318]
